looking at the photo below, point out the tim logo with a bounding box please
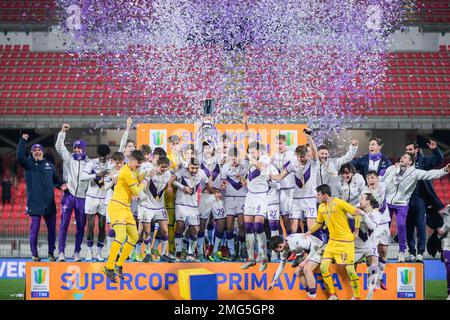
[397,267,416,299]
[30,267,50,298]
[280,130,298,149]
[34,269,46,284]
[150,130,167,150]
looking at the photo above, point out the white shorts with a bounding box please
[199,193,226,220]
[377,223,390,246]
[224,196,246,217]
[267,202,280,221]
[244,192,269,217]
[280,188,294,216]
[85,196,106,216]
[290,197,317,220]
[138,204,168,224]
[355,240,379,263]
[175,204,200,226]
[307,246,325,265]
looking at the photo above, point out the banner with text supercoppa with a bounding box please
[136,123,308,155]
[26,262,423,300]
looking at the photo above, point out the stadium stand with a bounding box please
[0,44,449,117]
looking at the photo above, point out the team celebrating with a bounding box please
[18,115,450,300]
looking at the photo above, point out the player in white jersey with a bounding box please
[316,141,359,197]
[137,156,173,262]
[169,158,218,261]
[365,170,390,290]
[131,144,156,262]
[241,141,271,271]
[271,129,319,233]
[267,233,325,299]
[118,117,135,163]
[221,146,249,261]
[270,134,296,236]
[197,141,226,261]
[337,162,366,207]
[103,152,125,254]
[355,192,382,300]
[80,144,111,261]
[267,165,282,261]
[437,205,450,300]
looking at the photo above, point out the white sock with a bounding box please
[175,237,183,253]
[197,236,205,256]
[378,260,386,286]
[188,239,197,255]
[256,232,268,261]
[97,246,102,255]
[227,238,235,256]
[161,240,168,256]
[245,233,256,261]
[107,236,114,254]
[213,235,222,254]
[369,266,379,291]
[135,242,142,256]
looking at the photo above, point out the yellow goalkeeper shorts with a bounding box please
[107,200,136,226]
[322,239,355,265]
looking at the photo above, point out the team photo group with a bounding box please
[19,114,450,301]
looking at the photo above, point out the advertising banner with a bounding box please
[136,123,308,156]
[26,262,423,300]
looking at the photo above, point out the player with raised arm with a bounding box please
[270,128,319,234]
[307,184,363,300]
[364,170,390,290]
[316,141,359,197]
[267,233,325,299]
[270,134,296,237]
[381,153,450,262]
[198,140,226,262]
[221,146,249,261]
[103,150,148,282]
[354,192,381,300]
[118,117,135,162]
[241,141,271,272]
[80,144,111,262]
[55,123,89,262]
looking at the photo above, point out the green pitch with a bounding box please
[0,279,447,300]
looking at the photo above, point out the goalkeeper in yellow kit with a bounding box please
[103,150,148,282]
[306,184,363,300]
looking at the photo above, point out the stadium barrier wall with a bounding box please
[25,262,423,300]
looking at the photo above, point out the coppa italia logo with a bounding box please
[150,129,167,150]
[34,269,47,284]
[152,131,165,146]
[400,269,412,285]
[397,267,416,298]
[280,130,298,149]
[30,267,50,298]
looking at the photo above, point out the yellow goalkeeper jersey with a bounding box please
[111,164,144,207]
[317,197,357,242]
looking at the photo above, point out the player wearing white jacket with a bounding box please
[381,153,450,262]
[55,123,89,262]
[317,140,359,197]
[80,144,111,261]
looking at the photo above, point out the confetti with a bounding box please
[57,0,410,141]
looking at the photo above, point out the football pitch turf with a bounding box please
[0,278,447,300]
